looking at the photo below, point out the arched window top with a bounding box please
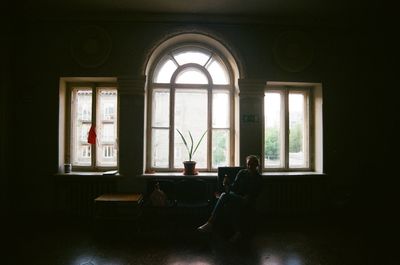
[173,48,211,66]
[175,67,209,84]
[153,57,177,83]
[207,58,229,85]
[152,46,230,85]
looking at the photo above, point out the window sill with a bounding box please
[139,171,325,179]
[55,171,123,178]
[262,171,326,179]
[139,172,217,179]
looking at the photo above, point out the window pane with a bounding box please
[264,92,283,168]
[97,89,118,167]
[289,93,307,168]
[152,89,170,127]
[71,89,92,166]
[80,123,91,141]
[79,145,91,160]
[175,68,208,84]
[98,89,117,122]
[207,59,229,84]
[173,50,211,66]
[154,58,178,83]
[212,129,230,168]
[101,124,115,141]
[212,91,230,128]
[152,129,169,168]
[174,89,208,168]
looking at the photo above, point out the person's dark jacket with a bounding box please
[230,169,262,203]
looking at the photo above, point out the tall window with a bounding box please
[264,84,317,171]
[67,83,118,170]
[148,46,234,171]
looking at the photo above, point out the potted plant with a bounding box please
[176,129,207,175]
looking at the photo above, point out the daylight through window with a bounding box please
[148,46,235,171]
[264,85,313,171]
[68,83,118,170]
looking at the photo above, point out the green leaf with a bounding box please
[188,131,194,161]
[176,129,190,157]
[176,129,207,162]
[192,130,207,157]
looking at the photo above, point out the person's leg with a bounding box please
[210,192,229,220]
[226,194,247,242]
[198,192,231,232]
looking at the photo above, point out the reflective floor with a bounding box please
[5,216,382,265]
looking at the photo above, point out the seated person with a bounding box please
[197,155,262,242]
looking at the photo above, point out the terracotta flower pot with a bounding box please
[183,161,197,175]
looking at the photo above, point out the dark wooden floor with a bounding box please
[4,213,388,265]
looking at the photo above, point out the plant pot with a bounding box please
[183,161,197,175]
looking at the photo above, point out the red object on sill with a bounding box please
[88,125,96,144]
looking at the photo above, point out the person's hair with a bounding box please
[246,155,260,166]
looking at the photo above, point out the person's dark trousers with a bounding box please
[212,192,246,237]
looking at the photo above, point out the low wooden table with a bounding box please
[94,193,143,221]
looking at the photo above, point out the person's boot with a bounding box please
[197,221,213,232]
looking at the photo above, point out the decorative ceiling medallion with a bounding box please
[273,31,314,73]
[70,25,112,68]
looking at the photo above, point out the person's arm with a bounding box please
[230,169,246,194]
[223,174,230,193]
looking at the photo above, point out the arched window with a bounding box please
[146,41,237,171]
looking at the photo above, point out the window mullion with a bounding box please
[207,85,212,170]
[169,53,180,67]
[204,54,213,67]
[66,85,72,165]
[304,90,310,169]
[92,86,97,169]
[284,89,289,170]
[230,88,235,166]
[169,84,175,169]
[308,89,314,170]
[146,88,152,170]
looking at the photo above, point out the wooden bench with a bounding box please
[94,193,143,222]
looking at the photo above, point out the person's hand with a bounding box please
[223,175,229,186]
[223,175,230,192]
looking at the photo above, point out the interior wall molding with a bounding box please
[238,79,265,98]
[117,76,146,96]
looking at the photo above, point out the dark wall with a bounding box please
[1,7,12,217]
[5,14,384,219]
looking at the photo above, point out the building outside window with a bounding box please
[67,83,118,170]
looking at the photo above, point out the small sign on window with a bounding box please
[242,114,259,123]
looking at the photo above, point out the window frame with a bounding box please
[263,84,315,172]
[65,82,119,172]
[146,44,236,172]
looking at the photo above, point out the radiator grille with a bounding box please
[56,179,116,217]
[257,177,327,215]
